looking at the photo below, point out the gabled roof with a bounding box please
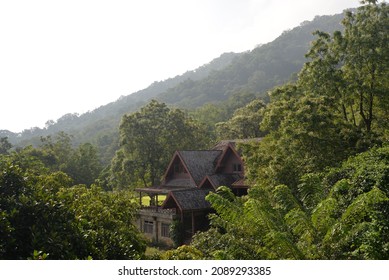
[162,189,212,211]
[214,144,242,172]
[213,139,262,173]
[179,150,221,185]
[163,150,222,187]
[199,174,241,190]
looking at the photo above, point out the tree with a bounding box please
[191,185,305,259]
[111,100,210,189]
[241,84,357,190]
[239,2,388,190]
[0,160,82,259]
[299,1,389,136]
[38,132,103,185]
[39,132,74,171]
[314,145,389,259]
[65,143,102,186]
[58,184,146,259]
[216,99,266,140]
[0,137,12,154]
[188,2,389,260]
[190,145,389,260]
[0,154,146,259]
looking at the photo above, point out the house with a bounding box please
[135,139,259,246]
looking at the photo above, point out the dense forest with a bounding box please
[1,1,388,259]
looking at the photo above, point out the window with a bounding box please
[143,221,153,234]
[161,223,170,238]
[233,163,242,172]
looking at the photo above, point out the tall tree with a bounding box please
[65,143,102,186]
[0,137,12,154]
[111,100,210,189]
[241,1,388,189]
[216,99,266,140]
[299,1,389,136]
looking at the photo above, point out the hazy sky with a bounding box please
[0,0,361,132]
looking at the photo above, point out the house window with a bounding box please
[233,163,242,172]
[161,223,170,238]
[143,221,153,234]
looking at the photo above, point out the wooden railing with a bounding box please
[140,206,176,215]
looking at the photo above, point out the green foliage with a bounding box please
[169,220,184,248]
[158,13,345,108]
[240,2,388,191]
[193,145,389,260]
[0,152,146,259]
[249,85,358,190]
[161,245,204,260]
[39,131,74,171]
[2,2,387,261]
[191,186,307,259]
[299,2,389,135]
[322,186,389,259]
[64,143,102,185]
[58,185,146,259]
[111,100,210,189]
[188,2,389,260]
[0,162,83,259]
[216,99,266,140]
[29,250,49,260]
[0,137,12,154]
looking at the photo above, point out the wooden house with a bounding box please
[135,139,258,246]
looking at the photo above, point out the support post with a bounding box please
[191,211,195,235]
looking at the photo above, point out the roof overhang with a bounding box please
[135,185,189,195]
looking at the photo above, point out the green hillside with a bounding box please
[157,13,345,107]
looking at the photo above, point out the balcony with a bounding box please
[138,206,177,220]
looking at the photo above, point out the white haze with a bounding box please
[0,0,360,132]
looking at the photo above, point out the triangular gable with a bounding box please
[174,150,221,186]
[199,174,243,190]
[199,175,217,190]
[162,151,195,186]
[162,150,222,187]
[162,191,183,212]
[215,143,243,173]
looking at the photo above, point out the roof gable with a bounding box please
[179,150,221,185]
[163,152,196,188]
[215,144,242,173]
[199,174,241,190]
[163,150,221,186]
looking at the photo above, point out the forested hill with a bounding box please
[157,13,345,107]
[5,11,346,160]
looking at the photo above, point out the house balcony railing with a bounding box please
[139,206,177,215]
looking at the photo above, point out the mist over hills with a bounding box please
[2,11,347,163]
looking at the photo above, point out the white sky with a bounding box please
[0,0,361,132]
